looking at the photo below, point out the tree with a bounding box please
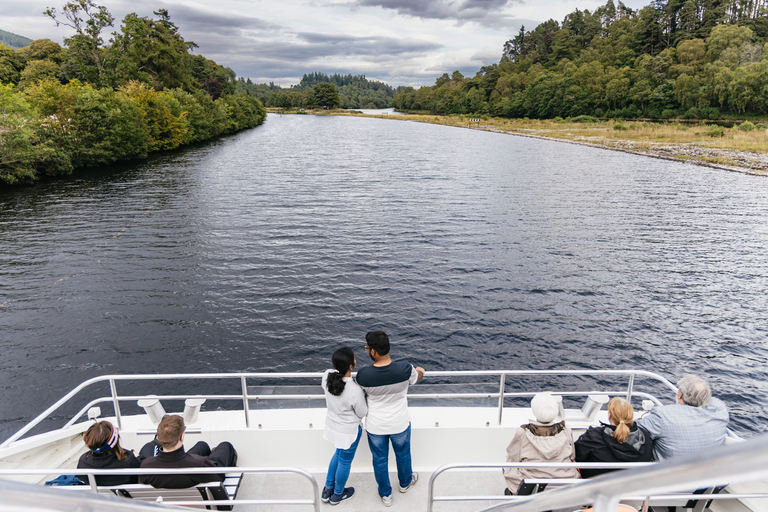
[0,43,21,84]
[108,10,197,91]
[44,0,114,85]
[313,82,340,108]
[18,59,62,89]
[706,24,753,61]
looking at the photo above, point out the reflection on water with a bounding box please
[346,108,403,115]
[0,113,767,438]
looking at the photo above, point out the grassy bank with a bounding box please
[339,112,768,175]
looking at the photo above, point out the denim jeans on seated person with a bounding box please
[325,426,363,496]
[366,423,413,497]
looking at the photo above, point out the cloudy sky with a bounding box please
[3,0,647,87]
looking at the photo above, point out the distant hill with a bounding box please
[0,29,33,49]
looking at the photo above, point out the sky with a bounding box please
[2,0,648,88]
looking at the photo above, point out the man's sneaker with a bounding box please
[399,472,418,493]
[329,487,354,505]
[321,487,332,503]
[381,494,393,507]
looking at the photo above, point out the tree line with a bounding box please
[237,72,402,109]
[0,0,265,186]
[393,0,768,120]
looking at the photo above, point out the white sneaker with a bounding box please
[399,472,418,493]
[381,495,392,507]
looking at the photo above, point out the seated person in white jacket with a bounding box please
[504,392,580,495]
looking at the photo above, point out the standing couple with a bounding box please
[321,330,426,506]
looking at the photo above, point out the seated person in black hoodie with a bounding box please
[139,414,237,488]
[77,420,158,485]
[575,397,653,478]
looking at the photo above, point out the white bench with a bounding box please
[103,473,242,510]
[519,479,726,511]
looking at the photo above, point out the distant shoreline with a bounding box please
[281,109,767,176]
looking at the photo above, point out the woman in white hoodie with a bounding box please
[321,346,368,505]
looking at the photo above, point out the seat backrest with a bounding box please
[517,480,548,495]
[684,485,727,512]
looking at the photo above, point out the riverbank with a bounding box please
[296,109,768,176]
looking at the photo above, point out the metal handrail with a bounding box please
[470,433,768,512]
[1,369,678,448]
[0,466,321,512]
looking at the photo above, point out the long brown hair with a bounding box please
[83,421,128,460]
[607,397,634,444]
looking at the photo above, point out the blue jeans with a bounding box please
[325,426,362,495]
[366,424,413,497]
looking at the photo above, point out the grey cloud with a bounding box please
[296,32,443,55]
[355,0,516,25]
[187,30,446,87]
[158,3,282,34]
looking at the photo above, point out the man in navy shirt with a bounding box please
[356,330,425,507]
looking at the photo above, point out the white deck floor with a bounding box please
[240,468,507,511]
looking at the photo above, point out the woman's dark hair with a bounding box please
[327,346,355,396]
[84,421,128,461]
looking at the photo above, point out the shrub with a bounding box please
[698,107,720,120]
[571,115,599,123]
[683,108,699,119]
[706,125,725,137]
[614,123,628,130]
[661,109,678,119]
[738,121,756,132]
[553,116,565,123]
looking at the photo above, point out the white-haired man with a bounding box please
[637,374,729,461]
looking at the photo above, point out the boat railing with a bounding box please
[429,433,768,512]
[0,465,321,512]
[1,369,678,448]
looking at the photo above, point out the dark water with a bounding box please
[1,114,767,440]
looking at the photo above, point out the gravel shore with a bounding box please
[481,126,768,176]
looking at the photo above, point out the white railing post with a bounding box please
[241,375,251,428]
[626,373,635,402]
[109,378,122,430]
[497,373,506,425]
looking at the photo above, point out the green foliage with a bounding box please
[738,120,756,131]
[242,73,397,109]
[0,43,22,84]
[0,83,72,184]
[571,115,599,122]
[44,0,114,86]
[109,10,198,91]
[23,79,149,167]
[614,122,628,130]
[410,0,768,121]
[706,125,725,136]
[312,82,341,109]
[119,81,187,151]
[0,1,267,187]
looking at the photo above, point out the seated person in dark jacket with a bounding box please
[574,397,653,478]
[139,414,237,488]
[77,420,158,485]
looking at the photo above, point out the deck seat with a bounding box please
[103,472,243,511]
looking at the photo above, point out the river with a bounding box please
[1,113,766,439]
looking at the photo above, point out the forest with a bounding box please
[237,72,402,109]
[393,0,768,120]
[0,1,266,186]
